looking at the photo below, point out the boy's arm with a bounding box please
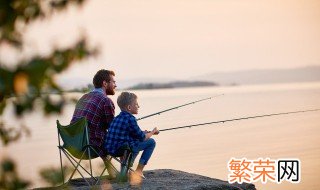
[144,127,159,140]
[128,117,146,141]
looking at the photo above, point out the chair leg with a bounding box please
[88,150,93,177]
[60,147,116,187]
[118,150,132,182]
[61,150,92,186]
[64,149,97,180]
[58,147,65,184]
[112,157,135,173]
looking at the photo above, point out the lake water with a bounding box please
[1,82,320,189]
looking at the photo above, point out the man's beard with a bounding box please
[105,88,115,95]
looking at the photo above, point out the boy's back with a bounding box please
[105,111,145,155]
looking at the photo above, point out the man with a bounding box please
[71,69,117,159]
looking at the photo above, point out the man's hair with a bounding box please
[93,69,115,88]
[117,92,137,110]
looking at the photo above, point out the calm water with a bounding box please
[1,82,320,189]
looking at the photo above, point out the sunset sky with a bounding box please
[2,0,320,87]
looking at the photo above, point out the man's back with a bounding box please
[71,91,115,157]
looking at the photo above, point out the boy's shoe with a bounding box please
[129,170,146,179]
[129,172,142,186]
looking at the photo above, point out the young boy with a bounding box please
[105,92,159,179]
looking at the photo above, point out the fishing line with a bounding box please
[136,94,224,121]
[159,108,320,132]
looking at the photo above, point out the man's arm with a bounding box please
[103,98,115,128]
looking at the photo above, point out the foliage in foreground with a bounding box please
[0,0,97,188]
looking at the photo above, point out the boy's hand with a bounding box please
[152,127,160,135]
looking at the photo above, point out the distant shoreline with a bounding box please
[126,80,218,90]
[58,65,320,90]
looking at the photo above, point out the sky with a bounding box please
[2,0,320,88]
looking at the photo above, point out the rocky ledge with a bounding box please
[37,169,256,190]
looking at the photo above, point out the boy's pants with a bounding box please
[131,138,156,165]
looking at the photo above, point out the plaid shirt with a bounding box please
[105,111,145,155]
[71,89,115,157]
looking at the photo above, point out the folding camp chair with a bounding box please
[57,118,120,186]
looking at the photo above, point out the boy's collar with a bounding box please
[121,110,134,116]
[121,110,130,114]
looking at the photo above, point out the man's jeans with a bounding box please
[131,138,156,165]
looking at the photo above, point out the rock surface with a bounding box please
[37,169,256,190]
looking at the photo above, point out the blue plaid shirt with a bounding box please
[105,111,146,155]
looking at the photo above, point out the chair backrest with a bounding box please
[57,118,98,159]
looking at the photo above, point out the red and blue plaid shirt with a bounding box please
[71,89,115,157]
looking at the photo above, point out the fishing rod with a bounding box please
[136,94,224,121]
[159,108,320,132]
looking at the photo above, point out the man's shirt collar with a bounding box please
[92,88,104,94]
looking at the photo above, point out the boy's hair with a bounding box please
[117,92,137,110]
[93,69,115,88]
